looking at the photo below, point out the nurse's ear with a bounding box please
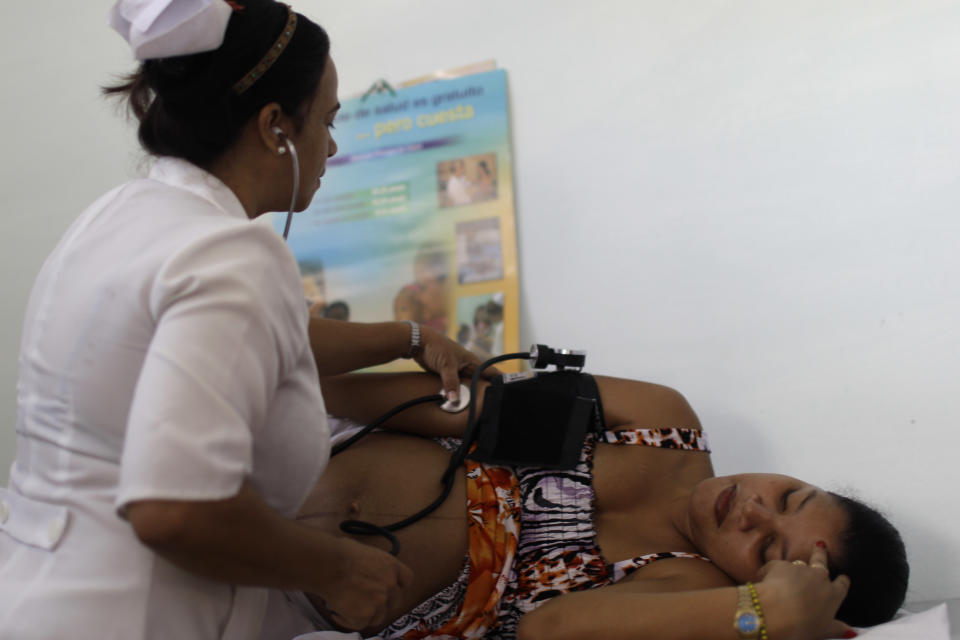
[256,102,291,157]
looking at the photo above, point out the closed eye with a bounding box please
[780,489,796,512]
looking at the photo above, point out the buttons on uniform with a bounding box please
[0,488,72,550]
[47,515,67,547]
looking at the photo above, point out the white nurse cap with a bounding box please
[108,0,233,61]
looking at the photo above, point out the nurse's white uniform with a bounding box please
[0,158,329,639]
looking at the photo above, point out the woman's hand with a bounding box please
[413,324,501,401]
[756,543,855,639]
[312,536,415,631]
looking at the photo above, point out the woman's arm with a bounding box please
[591,375,703,430]
[517,547,853,640]
[320,371,486,438]
[519,583,743,640]
[125,481,413,631]
[319,372,700,438]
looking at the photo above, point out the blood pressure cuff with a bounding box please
[467,370,605,469]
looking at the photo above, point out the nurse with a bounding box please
[0,1,486,638]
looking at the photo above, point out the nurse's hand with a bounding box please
[414,324,500,401]
[315,537,415,631]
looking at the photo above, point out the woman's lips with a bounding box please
[715,484,736,527]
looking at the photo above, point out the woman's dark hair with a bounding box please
[103,0,330,167]
[829,492,909,626]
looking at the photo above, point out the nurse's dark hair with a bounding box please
[103,0,329,167]
[828,492,909,626]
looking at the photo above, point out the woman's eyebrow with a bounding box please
[328,102,341,114]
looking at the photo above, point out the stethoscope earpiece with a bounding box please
[271,126,299,240]
[272,127,288,155]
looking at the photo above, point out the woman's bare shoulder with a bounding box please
[594,375,702,431]
[614,554,733,593]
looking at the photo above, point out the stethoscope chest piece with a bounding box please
[439,384,470,413]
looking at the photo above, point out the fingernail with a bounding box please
[842,631,858,638]
[816,540,827,549]
[447,391,458,403]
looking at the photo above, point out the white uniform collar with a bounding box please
[148,157,249,221]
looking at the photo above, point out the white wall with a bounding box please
[2,0,958,603]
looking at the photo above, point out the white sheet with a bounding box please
[855,603,951,639]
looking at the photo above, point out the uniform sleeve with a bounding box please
[116,222,310,511]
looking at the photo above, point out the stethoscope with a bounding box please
[273,126,299,240]
[329,344,586,556]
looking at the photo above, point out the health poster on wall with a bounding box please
[278,68,520,372]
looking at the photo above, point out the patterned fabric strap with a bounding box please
[609,550,712,583]
[600,427,711,452]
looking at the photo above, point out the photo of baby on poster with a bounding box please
[277,67,519,370]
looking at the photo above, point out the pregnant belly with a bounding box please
[296,432,468,625]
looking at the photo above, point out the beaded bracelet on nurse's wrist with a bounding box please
[733,582,769,640]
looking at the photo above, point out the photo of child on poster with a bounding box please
[393,243,449,333]
[456,292,504,360]
[437,153,498,208]
[300,262,326,319]
[456,217,503,284]
[300,261,352,321]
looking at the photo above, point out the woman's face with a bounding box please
[686,473,847,583]
[291,55,340,210]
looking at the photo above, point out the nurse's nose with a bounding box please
[737,495,775,531]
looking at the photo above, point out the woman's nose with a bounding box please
[737,496,774,531]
